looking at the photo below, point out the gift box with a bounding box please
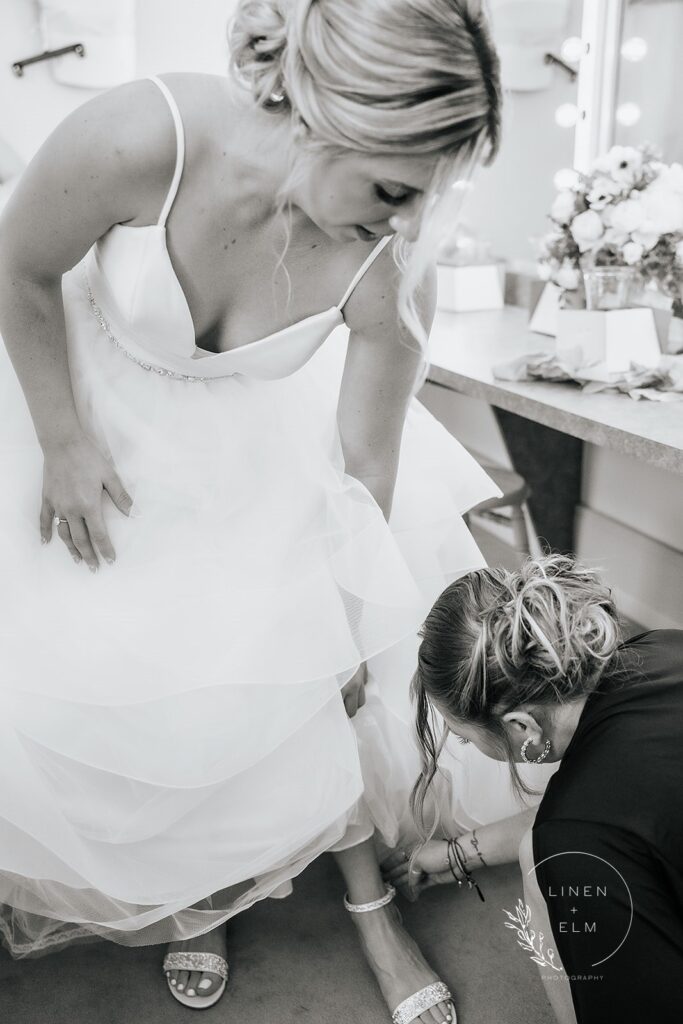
[556,307,663,374]
[436,262,505,313]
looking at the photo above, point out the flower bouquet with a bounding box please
[536,145,683,368]
[539,144,683,303]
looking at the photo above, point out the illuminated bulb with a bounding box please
[621,37,648,62]
[553,168,580,190]
[560,36,584,64]
[554,103,579,128]
[616,102,641,127]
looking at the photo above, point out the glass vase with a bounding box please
[582,267,635,311]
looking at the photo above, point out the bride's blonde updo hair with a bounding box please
[230,0,501,346]
[410,556,624,833]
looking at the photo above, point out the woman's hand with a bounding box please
[382,841,454,898]
[40,436,132,571]
[341,662,368,718]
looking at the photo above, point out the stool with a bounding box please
[468,461,537,558]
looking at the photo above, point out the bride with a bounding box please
[0,1,512,1020]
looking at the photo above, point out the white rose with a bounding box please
[631,229,661,252]
[655,162,683,196]
[554,263,581,290]
[639,182,683,235]
[622,241,644,265]
[603,227,629,248]
[570,209,604,252]
[609,198,646,234]
[551,190,577,225]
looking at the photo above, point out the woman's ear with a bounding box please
[501,709,544,748]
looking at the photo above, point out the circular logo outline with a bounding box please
[527,849,634,967]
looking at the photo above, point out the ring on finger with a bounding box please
[55,516,69,525]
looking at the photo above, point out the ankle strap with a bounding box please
[344,883,396,913]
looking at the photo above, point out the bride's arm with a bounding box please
[335,254,434,716]
[0,82,174,566]
[336,252,435,521]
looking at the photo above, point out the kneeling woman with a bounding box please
[395,556,683,1024]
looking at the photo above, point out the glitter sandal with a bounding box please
[163,951,229,1009]
[344,884,456,1024]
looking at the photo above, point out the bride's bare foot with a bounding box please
[350,902,455,1024]
[165,924,228,1001]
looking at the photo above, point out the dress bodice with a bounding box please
[81,76,391,383]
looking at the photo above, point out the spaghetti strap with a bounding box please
[148,76,186,227]
[337,235,393,311]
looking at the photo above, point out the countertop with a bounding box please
[427,305,683,474]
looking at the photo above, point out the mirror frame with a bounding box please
[574,0,625,169]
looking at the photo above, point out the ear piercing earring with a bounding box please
[521,737,551,764]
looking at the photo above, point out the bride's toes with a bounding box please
[166,968,177,987]
[176,969,189,992]
[427,1000,456,1023]
[197,972,222,996]
[186,970,201,997]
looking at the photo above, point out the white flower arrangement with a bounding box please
[538,145,683,309]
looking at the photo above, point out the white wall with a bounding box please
[457,0,582,267]
[0,0,235,162]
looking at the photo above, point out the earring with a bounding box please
[521,737,551,764]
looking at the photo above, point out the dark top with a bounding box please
[532,629,683,1024]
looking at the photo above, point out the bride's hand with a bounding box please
[39,435,132,571]
[341,662,367,718]
[382,841,453,898]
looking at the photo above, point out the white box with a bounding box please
[436,263,504,312]
[556,308,662,374]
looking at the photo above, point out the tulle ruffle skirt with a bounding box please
[0,269,500,956]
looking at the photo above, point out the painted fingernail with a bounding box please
[177,984,184,991]
[186,989,195,997]
[169,979,177,986]
[41,536,48,545]
[105,557,115,565]
[73,555,81,563]
[198,979,213,991]
[88,565,98,574]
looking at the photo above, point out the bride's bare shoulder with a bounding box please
[71,73,234,156]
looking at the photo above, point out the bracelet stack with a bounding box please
[446,837,485,902]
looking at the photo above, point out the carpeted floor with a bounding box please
[1,855,554,1024]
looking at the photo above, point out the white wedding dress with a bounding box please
[0,78,549,958]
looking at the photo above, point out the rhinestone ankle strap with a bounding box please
[344,883,396,913]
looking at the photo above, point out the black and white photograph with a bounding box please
[0,2,682,1022]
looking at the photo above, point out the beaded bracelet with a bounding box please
[445,838,464,887]
[447,838,485,902]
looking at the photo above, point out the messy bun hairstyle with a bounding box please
[410,556,623,835]
[230,0,501,346]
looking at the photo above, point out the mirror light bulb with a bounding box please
[555,103,579,128]
[621,37,648,63]
[616,102,641,127]
[560,37,584,64]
